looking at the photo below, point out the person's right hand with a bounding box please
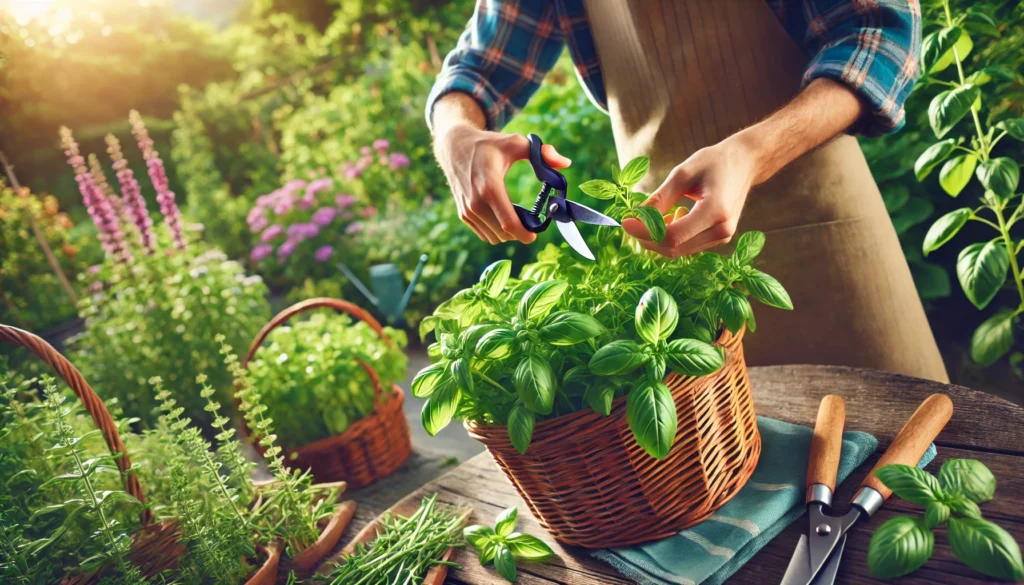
[434,123,571,244]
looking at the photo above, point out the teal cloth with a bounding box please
[592,416,938,585]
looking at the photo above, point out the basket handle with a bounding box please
[241,298,393,408]
[0,324,150,526]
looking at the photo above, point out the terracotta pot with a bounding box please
[286,500,358,574]
[244,541,283,585]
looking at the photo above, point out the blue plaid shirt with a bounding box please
[427,0,921,137]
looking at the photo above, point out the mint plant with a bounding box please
[464,506,555,583]
[867,459,1023,580]
[917,0,1023,370]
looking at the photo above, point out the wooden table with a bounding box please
[335,365,1024,584]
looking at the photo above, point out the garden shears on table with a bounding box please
[780,393,953,585]
[513,133,619,260]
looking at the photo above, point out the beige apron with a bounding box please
[584,0,949,382]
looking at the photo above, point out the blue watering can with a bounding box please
[337,254,428,326]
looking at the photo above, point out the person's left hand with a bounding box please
[623,138,758,257]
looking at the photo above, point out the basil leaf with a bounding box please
[922,27,962,74]
[732,231,765,265]
[419,316,438,342]
[627,380,678,459]
[742,269,793,310]
[948,494,982,519]
[630,206,667,243]
[932,30,973,73]
[939,153,978,197]
[590,340,647,375]
[976,157,1019,198]
[923,208,972,255]
[495,507,518,538]
[647,354,667,381]
[970,309,1016,366]
[914,139,957,181]
[666,339,725,376]
[618,156,650,189]
[421,380,459,437]
[948,517,1024,581]
[939,459,997,503]
[957,241,1009,310]
[476,328,517,360]
[463,324,499,354]
[494,543,517,582]
[514,355,556,415]
[635,287,679,344]
[584,385,615,416]
[450,358,473,394]
[929,85,981,139]
[996,118,1024,141]
[464,524,497,554]
[506,532,555,561]
[479,259,512,298]
[579,179,619,200]
[867,516,934,579]
[925,501,951,529]
[538,311,604,346]
[517,280,568,322]
[411,362,447,398]
[507,403,535,455]
[716,288,752,335]
[479,539,497,564]
[874,464,943,505]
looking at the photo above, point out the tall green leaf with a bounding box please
[868,516,935,579]
[717,288,753,335]
[493,543,517,582]
[874,465,943,505]
[976,157,1019,198]
[970,309,1016,366]
[938,459,996,503]
[495,507,518,538]
[618,156,651,188]
[411,362,447,398]
[914,139,957,180]
[743,269,793,310]
[421,380,460,437]
[932,30,973,72]
[732,231,765,265]
[626,381,678,459]
[517,280,568,322]
[922,27,962,73]
[479,260,512,298]
[450,358,473,394]
[579,179,619,200]
[923,208,972,255]
[996,118,1024,141]
[584,384,616,416]
[948,518,1024,581]
[506,533,555,560]
[630,206,667,244]
[666,339,724,376]
[589,340,647,375]
[507,403,535,455]
[514,355,556,415]
[476,328,517,360]
[938,154,977,197]
[635,287,679,344]
[538,311,604,345]
[929,86,981,139]
[956,241,1009,310]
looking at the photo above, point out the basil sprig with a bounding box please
[868,459,1023,580]
[464,507,555,583]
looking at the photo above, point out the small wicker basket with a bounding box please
[240,298,411,489]
[466,327,760,549]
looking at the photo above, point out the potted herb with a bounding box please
[413,158,793,548]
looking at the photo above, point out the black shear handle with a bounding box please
[513,134,566,233]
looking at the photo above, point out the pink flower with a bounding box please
[247,206,266,225]
[335,194,357,208]
[306,178,333,197]
[261,224,283,242]
[314,245,334,262]
[249,215,269,233]
[273,196,296,216]
[361,206,377,218]
[251,244,273,261]
[106,133,154,254]
[283,179,307,193]
[343,163,363,180]
[346,222,364,234]
[389,152,410,170]
[311,207,337,226]
[278,239,298,259]
[88,265,102,274]
[373,139,390,152]
[286,223,319,241]
[360,146,372,156]
[130,111,185,250]
[299,192,316,210]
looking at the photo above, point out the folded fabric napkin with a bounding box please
[592,416,938,585]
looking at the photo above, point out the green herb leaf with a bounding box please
[957,241,1009,310]
[635,287,679,344]
[538,311,605,346]
[506,533,555,561]
[742,269,793,310]
[922,27,962,74]
[925,502,951,529]
[480,260,513,298]
[923,208,972,255]
[451,358,473,394]
[590,340,647,375]
[874,465,943,505]
[666,339,724,376]
[914,139,957,181]
[932,29,973,72]
[948,494,982,519]
[732,231,765,265]
[476,328,518,360]
[627,381,678,459]
[495,507,518,538]
[494,543,517,582]
[938,153,978,197]
[867,516,934,579]
[518,280,568,322]
[629,206,667,243]
[584,385,615,416]
[939,459,997,503]
[579,179,620,200]
[421,380,460,437]
[419,316,438,342]
[970,309,1016,366]
[507,403,535,455]
[411,362,447,399]
[618,156,651,188]
[717,288,753,335]
[465,524,497,555]
[995,118,1024,141]
[975,157,1019,198]
[929,85,981,139]
[948,517,1024,581]
[911,261,952,300]
[514,355,556,415]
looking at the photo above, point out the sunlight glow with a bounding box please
[5,1,59,25]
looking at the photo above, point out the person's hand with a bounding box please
[434,124,571,244]
[622,138,758,257]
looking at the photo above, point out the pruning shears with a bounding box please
[513,134,619,260]
[780,394,953,585]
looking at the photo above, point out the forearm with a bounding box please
[431,92,487,143]
[731,78,865,186]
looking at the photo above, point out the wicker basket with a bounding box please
[0,325,186,583]
[466,327,760,549]
[240,298,411,489]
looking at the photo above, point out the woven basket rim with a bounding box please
[285,384,405,456]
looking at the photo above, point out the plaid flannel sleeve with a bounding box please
[426,0,567,132]
[775,0,923,136]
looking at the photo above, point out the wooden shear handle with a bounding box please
[806,395,846,503]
